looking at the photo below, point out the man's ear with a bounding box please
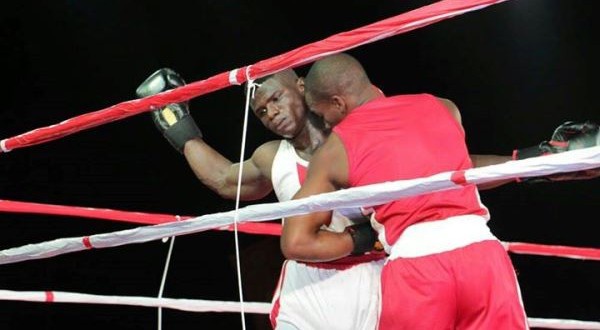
[296,77,305,93]
[332,95,347,114]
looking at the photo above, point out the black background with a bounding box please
[1,1,599,329]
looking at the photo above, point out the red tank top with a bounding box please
[333,93,489,247]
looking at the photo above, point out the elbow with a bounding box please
[215,188,238,200]
[281,248,295,260]
[280,234,309,261]
[212,181,253,201]
[280,238,300,260]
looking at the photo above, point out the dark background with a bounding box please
[1,0,599,329]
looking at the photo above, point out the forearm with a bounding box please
[282,142,357,262]
[184,138,270,200]
[470,154,515,190]
[470,154,511,167]
[137,68,272,200]
[281,227,354,262]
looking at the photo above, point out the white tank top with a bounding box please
[271,140,365,232]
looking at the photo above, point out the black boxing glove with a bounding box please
[345,221,380,255]
[513,120,599,182]
[548,121,599,151]
[136,68,202,153]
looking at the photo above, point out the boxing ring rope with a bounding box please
[0,291,598,330]
[0,0,507,154]
[0,199,284,234]
[1,0,598,328]
[504,242,600,261]
[1,199,599,261]
[0,151,599,329]
[0,150,599,329]
[0,146,598,264]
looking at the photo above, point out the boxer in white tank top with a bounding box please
[269,140,385,330]
[138,68,386,329]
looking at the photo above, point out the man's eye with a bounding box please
[257,108,267,116]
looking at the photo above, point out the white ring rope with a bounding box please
[0,146,598,265]
[0,290,271,314]
[227,74,260,330]
[156,214,180,330]
[0,290,597,329]
[527,318,600,330]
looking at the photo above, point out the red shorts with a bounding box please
[379,240,528,330]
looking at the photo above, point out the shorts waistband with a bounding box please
[388,215,497,260]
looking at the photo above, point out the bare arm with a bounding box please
[470,154,514,190]
[440,97,599,188]
[182,138,277,201]
[437,97,516,190]
[281,134,355,262]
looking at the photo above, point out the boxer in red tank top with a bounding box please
[284,53,529,330]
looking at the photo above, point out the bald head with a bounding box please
[304,53,371,103]
[303,53,379,127]
[244,68,299,99]
[257,68,299,87]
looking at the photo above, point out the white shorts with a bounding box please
[270,258,385,330]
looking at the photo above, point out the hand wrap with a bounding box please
[345,222,380,255]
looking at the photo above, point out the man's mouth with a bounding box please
[274,118,288,132]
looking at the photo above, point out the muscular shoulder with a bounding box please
[310,133,349,188]
[435,96,462,125]
[251,140,283,177]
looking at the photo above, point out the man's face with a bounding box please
[250,77,307,139]
[305,92,343,128]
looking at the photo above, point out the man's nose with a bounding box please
[266,106,279,119]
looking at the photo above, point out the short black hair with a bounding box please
[242,69,299,97]
[242,74,275,97]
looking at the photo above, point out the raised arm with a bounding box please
[136,68,275,201]
[183,138,276,200]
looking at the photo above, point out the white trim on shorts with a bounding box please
[388,214,497,260]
